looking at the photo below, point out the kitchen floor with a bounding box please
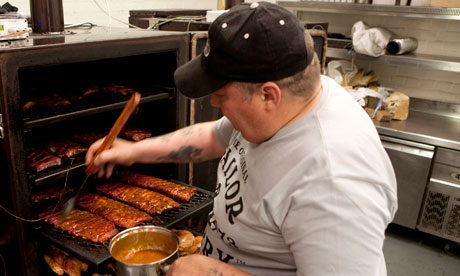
[384,224,460,276]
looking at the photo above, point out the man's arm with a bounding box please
[165,254,253,276]
[86,121,225,178]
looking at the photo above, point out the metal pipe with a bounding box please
[30,0,64,34]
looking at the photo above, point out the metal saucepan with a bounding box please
[108,226,179,276]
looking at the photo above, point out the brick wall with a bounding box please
[293,8,460,104]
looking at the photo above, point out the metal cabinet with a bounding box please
[418,148,460,242]
[380,135,434,228]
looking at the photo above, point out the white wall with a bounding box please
[291,8,460,104]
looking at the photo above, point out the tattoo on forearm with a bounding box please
[207,268,224,276]
[159,146,203,162]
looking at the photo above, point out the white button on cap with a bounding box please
[279,20,285,25]
[250,2,259,8]
[222,23,227,28]
[244,33,250,39]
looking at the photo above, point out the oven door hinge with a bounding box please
[0,114,4,139]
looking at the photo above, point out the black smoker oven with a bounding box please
[0,27,214,276]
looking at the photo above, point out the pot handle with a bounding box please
[160,263,171,275]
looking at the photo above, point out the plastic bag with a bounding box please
[347,87,388,107]
[351,21,395,57]
[326,60,358,86]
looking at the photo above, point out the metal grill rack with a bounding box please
[23,86,174,129]
[37,184,214,268]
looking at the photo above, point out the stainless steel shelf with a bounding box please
[277,1,460,20]
[327,47,460,73]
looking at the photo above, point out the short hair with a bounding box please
[233,31,321,98]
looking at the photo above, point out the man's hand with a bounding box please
[85,121,225,179]
[86,137,135,178]
[166,254,252,276]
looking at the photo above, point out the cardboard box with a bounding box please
[430,0,460,7]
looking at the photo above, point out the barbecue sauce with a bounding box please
[116,249,169,264]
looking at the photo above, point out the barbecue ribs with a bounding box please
[96,182,180,215]
[32,186,73,203]
[79,85,136,99]
[39,93,72,107]
[43,139,88,159]
[26,147,62,172]
[120,126,152,141]
[76,193,152,228]
[117,170,196,202]
[38,208,118,243]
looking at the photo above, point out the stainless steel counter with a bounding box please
[374,111,460,151]
[278,1,460,21]
[374,106,460,230]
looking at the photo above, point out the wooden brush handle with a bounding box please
[86,92,141,175]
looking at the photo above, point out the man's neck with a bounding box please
[260,83,323,143]
[280,83,323,130]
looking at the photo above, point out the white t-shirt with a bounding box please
[202,75,397,276]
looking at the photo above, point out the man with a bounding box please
[87,2,397,275]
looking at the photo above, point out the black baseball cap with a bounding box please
[174,1,313,98]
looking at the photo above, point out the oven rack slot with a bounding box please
[23,88,173,129]
[30,160,86,187]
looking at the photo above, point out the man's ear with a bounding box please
[256,82,281,110]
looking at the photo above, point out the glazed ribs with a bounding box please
[96,182,180,215]
[22,101,37,111]
[76,193,152,228]
[103,84,137,96]
[38,208,118,243]
[117,170,196,202]
[32,186,73,203]
[38,93,72,107]
[120,126,152,141]
[79,85,136,99]
[43,139,88,159]
[26,147,62,172]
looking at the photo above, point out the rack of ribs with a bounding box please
[79,85,136,99]
[76,193,152,228]
[103,84,137,96]
[120,126,152,141]
[117,170,196,202]
[38,93,72,107]
[23,92,72,112]
[43,139,88,159]
[38,208,118,243]
[71,132,106,146]
[96,182,180,215]
[32,186,73,203]
[26,147,62,172]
